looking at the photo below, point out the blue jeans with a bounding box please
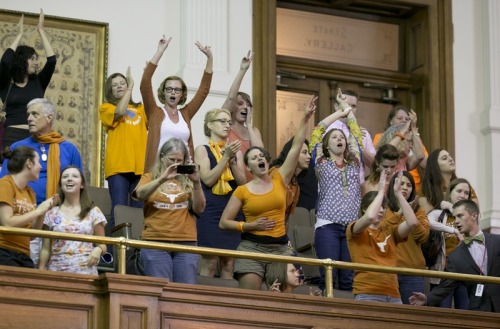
[355,294,402,304]
[140,242,198,284]
[107,173,143,228]
[430,282,469,309]
[314,223,353,291]
[398,274,425,304]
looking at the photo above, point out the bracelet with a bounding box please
[237,221,245,233]
[395,132,405,140]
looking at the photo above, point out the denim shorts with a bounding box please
[234,239,292,278]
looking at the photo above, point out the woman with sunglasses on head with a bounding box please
[384,171,430,304]
[99,67,147,229]
[219,96,316,290]
[38,166,107,274]
[194,108,246,279]
[426,177,471,309]
[133,138,205,283]
[0,146,58,268]
[0,10,56,151]
[140,35,212,171]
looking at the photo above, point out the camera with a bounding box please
[176,164,196,174]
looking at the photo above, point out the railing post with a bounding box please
[117,237,126,275]
[324,259,334,298]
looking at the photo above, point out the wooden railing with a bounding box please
[1,225,499,299]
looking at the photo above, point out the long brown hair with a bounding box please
[57,166,95,219]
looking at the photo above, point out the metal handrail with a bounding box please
[1,226,499,298]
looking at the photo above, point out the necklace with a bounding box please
[330,158,348,197]
[40,144,47,162]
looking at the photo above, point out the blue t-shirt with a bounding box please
[0,136,83,205]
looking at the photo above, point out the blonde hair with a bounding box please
[151,138,193,193]
[203,108,231,137]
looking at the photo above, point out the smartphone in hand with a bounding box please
[176,164,196,174]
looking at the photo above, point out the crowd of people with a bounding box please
[0,10,498,314]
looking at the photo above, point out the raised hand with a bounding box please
[158,35,172,52]
[305,95,318,121]
[126,66,134,90]
[336,88,351,111]
[393,171,404,196]
[409,109,418,129]
[378,169,387,193]
[240,50,253,70]
[17,14,24,36]
[37,9,44,32]
[195,41,212,59]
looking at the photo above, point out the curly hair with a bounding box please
[11,46,38,83]
[376,123,410,158]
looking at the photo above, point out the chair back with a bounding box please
[87,186,112,220]
[112,205,144,240]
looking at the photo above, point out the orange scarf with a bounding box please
[208,140,234,195]
[33,131,65,198]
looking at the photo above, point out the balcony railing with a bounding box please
[1,226,498,299]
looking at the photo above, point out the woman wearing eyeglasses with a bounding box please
[140,35,213,172]
[194,108,246,279]
[99,67,147,229]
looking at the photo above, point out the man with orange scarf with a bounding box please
[0,98,82,266]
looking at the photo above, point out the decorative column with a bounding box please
[479,0,500,233]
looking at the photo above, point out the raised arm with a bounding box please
[245,106,264,148]
[133,165,177,201]
[351,171,387,234]
[221,51,253,110]
[406,110,426,170]
[279,95,317,185]
[394,172,419,239]
[9,14,24,51]
[150,35,171,65]
[196,41,213,74]
[114,67,134,119]
[37,9,54,57]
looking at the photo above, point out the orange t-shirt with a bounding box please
[0,175,37,255]
[347,220,404,298]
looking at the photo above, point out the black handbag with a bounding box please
[126,248,145,275]
[421,210,446,267]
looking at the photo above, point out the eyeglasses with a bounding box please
[211,119,234,126]
[165,87,183,94]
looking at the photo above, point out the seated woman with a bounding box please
[39,166,107,274]
[194,108,246,279]
[219,96,317,290]
[361,144,399,196]
[265,262,301,293]
[347,171,418,304]
[0,146,58,268]
[426,177,471,309]
[133,138,205,284]
[384,171,430,304]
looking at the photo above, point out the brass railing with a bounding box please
[1,226,499,298]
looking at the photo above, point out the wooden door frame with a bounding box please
[252,0,455,157]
